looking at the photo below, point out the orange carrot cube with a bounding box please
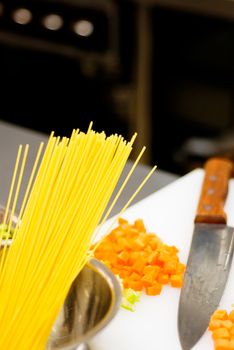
[146,282,162,296]
[163,260,177,274]
[213,338,230,350]
[212,327,230,340]
[134,219,146,232]
[221,320,233,330]
[157,273,169,285]
[141,271,157,287]
[170,274,183,288]
[126,279,143,291]
[212,310,229,321]
[230,326,234,336]
[209,319,223,330]
[148,251,158,265]
[229,310,234,322]
[130,272,141,281]
[132,259,146,274]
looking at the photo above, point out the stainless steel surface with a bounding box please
[178,157,233,349]
[47,258,121,350]
[76,344,90,350]
[178,223,234,350]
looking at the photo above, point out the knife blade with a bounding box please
[178,157,234,350]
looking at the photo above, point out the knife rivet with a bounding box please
[203,204,213,211]
[207,188,215,195]
[209,175,217,181]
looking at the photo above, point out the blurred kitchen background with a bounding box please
[1,0,234,175]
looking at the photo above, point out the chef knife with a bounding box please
[178,157,234,350]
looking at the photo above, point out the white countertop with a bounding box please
[89,168,234,350]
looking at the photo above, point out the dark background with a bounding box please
[151,7,234,173]
[1,0,234,175]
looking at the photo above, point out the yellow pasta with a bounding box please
[0,125,156,349]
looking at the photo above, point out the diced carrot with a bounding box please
[176,262,186,274]
[125,279,143,291]
[213,338,231,350]
[144,268,159,281]
[222,320,234,330]
[93,217,185,296]
[123,279,130,289]
[118,217,128,225]
[157,251,171,263]
[117,251,129,264]
[209,319,223,331]
[132,259,146,274]
[212,310,229,321]
[141,271,157,287]
[163,260,177,274]
[229,339,234,350]
[147,251,158,265]
[130,238,145,251]
[170,274,183,288]
[118,269,131,278]
[146,282,162,296]
[134,219,146,232]
[143,265,160,275]
[230,326,234,336]
[209,309,234,350]
[212,327,230,340]
[130,272,141,281]
[148,238,158,250]
[230,311,234,322]
[157,273,169,285]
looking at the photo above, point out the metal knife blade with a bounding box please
[178,157,234,350]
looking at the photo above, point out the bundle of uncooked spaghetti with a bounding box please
[0,125,156,349]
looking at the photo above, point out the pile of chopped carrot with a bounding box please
[94,217,185,296]
[209,309,234,350]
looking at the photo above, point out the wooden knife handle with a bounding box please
[195,157,233,224]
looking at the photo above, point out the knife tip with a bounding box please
[178,338,193,350]
[178,325,206,350]
[178,311,207,350]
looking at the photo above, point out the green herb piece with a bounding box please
[121,288,142,312]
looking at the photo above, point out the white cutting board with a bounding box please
[87,168,234,350]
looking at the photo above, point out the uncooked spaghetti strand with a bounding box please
[16,142,44,230]
[0,136,63,340]
[0,128,157,350]
[0,143,44,324]
[102,165,157,239]
[12,133,121,296]
[12,134,57,245]
[7,145,29,234]
[94,146,146,240]
[0,132,105,314]
[0,147,30,322]
[0,137,60,318]
[49,153,154,297]
[53,142,136,282]
[0,145,29,269]
[19,132,107,271]
[9,133,130,318]
[1,145,22,230]
[0,137,116,342]
[0,145,28,280]
[16,135,62,244]
[0,141,67,336]
[7,138,69,296]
